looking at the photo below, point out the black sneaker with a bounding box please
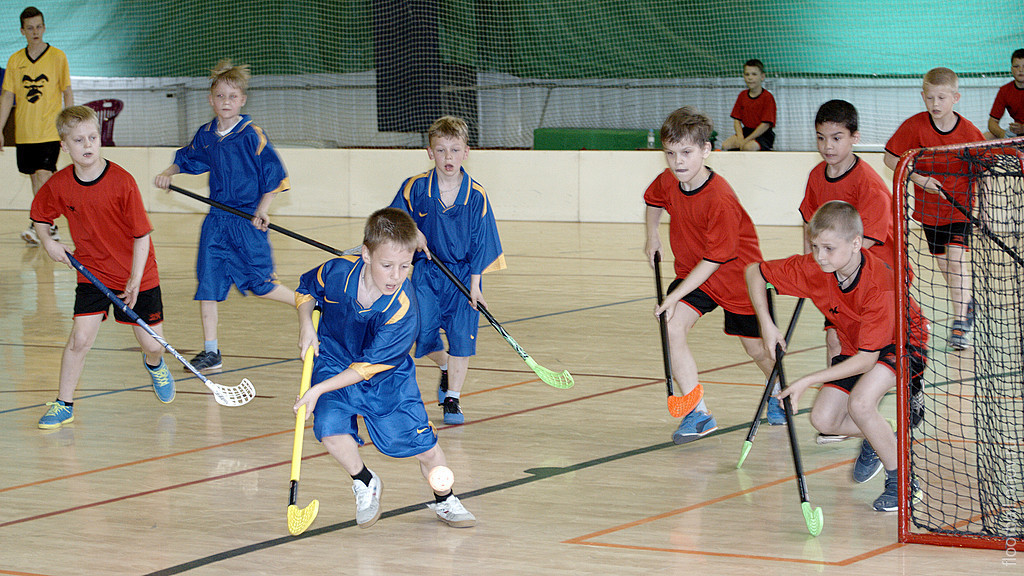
[441,396,464,425]
[910,389,925,429]
[188,350,222,371]
[437,369,449,403]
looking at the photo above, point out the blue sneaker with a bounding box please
[965,297,976,331]
[38,400,74,429]
[872,468,923,512]
[853,439,883,483]
[145,356,176,403]
[441,396,464,425]
[766,397,787,425]
[437,369,449,404]
[672,410,718,445]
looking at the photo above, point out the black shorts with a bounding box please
[74,283,164,326]
[922,222,970,255]
[826,344,927,394]
[16,141,61,174]
[668,279,762,338]
[742,125,775,151]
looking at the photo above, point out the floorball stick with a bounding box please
[167,184,361,256]
[775,342,824,536]
[66,253,255,407]
[737,294,805,468]
[429,256,574,389]
[169,183,571,388]
[288,308,320,535]
[653,252,697,418]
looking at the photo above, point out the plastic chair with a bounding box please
[83,99,124,146]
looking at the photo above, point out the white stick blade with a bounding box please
[206,378,256,406]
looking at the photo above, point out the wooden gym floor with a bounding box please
[0,210,1003,575]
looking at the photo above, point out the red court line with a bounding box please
[0,569,54,576]
[564,459,907,566]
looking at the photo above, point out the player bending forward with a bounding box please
[746,201,930,511]
[293,208,475,529]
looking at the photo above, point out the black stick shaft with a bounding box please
[168,184,347,257]
[653,252,674,398]
[936,186,1024,267]
[776,343,811,503]
[744,297,805,443]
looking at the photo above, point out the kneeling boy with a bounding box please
[745,201,929,511]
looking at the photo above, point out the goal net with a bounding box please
[894,137,1024,549]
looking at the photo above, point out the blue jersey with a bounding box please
[296,256,420,412]
[174,114,289,214]
[390,167,505,277]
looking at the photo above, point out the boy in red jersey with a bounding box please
[721,59,777,151]
[30,106,175,429]
[746,201,929,511]
[884,67,984,350]
[985,49,1024,139]
[645,106,775,444]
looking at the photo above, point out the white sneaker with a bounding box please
[428,494,476,528]
[48,225,60,242]
[352,471,382,528]
[20,225,40,245]
[815,433,851,445]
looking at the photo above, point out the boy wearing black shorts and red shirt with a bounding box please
[884,67,983,351]
[721,59,777,151]
[745,201,929,511]
[645,106,776,444]
[985,49,1024,139]
[30,106,175,429]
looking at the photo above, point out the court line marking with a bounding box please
[562,458,895,566]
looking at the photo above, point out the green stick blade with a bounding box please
[525,357,574,388]
[802,501,824,536]
[737,440,752,469]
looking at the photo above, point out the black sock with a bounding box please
[57,398,74,407]
[351,465,372,486]
[434,490,452,503]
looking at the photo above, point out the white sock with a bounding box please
[696,399,708,413]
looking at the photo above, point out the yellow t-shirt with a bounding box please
[2,45,71,144]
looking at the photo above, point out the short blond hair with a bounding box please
[808,201,863,242]
[427,116,469,146]
[364,208,419,254]
[210,59,251,93]
[923,67,959,91]
[55,105,100,140]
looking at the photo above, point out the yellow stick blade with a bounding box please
[287,500,320,536]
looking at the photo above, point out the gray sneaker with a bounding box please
[188,350,222,371]
[352,471,382,528]
[428,494,476,528]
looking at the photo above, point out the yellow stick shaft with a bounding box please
[290,309,320,483]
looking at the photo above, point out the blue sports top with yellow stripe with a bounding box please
[296,255,420,410]
[173,114,290,214]
[391,167,505,276]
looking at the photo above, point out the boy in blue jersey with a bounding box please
[293,207,476,529]
[154,60,295,372]
[390,116,505,425]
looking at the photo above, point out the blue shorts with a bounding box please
[194,214,280,301]
[311,378,438,458]
[412,260,480,358]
